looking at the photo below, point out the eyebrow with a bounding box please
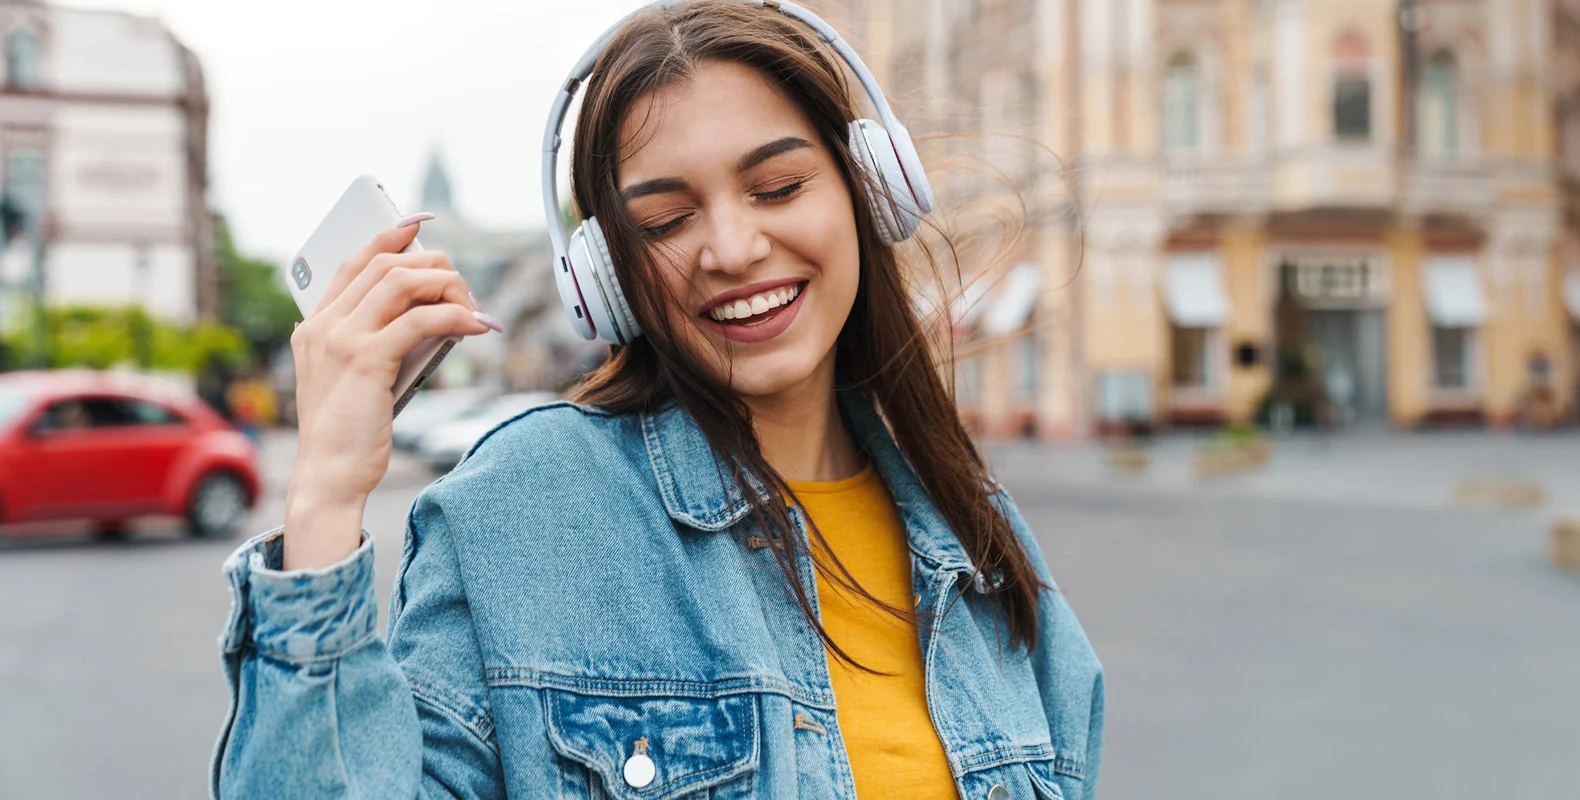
[620,136,815,201]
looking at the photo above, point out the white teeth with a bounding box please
[708,283,805,322]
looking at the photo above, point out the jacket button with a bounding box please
[987,785,1010,800]
[623,753,656,788]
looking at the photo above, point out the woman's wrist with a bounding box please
[282,484,368,571]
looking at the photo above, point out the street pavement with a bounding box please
[1,428,1576,799]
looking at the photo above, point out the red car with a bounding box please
[0,370,261,539]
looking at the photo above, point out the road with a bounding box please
[1,429,1577,799]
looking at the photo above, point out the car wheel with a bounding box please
[187,472,249,539]
[94,522,131,542]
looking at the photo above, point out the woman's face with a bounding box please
[616,60,860,400]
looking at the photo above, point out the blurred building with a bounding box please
[0,0,212,329]
[408,148,599,393]
[834,0,1580,435]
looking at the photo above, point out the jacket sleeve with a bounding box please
[211,500,503,799]
[995,487,1106,800]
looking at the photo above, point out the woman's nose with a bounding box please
[698,203,770,275]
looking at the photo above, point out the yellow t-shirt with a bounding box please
[786,463,957,799]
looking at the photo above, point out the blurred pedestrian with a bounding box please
[224,369,276,447]
[196,356,233,422]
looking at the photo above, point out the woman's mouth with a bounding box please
[699,281,808,344]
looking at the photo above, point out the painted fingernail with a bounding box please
[395,212,436,229]
[472,310,504,333]
[469,291,485,312]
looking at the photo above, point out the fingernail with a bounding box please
[395,212,436,229]
[472,310,504,333]
[469,291,485,312]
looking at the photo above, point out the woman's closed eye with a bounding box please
[639,180,809,239]
[753,180,804,202]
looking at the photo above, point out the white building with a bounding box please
[0,0,212,327]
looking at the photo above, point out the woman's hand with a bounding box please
[282,216,503,570]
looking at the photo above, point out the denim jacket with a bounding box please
[212,392,1103,799]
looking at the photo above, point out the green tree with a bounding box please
[5,305,249,374]
[215,214,298,351]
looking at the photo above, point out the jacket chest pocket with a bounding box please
[544,689,760,800]
[957,756,1075,800]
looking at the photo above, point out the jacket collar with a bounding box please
[639,390,974,573]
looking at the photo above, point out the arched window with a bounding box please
[1418,51,1459,158]
[6,28,39,90]
[1331,29,1371,140]
[1162,53,1201,153]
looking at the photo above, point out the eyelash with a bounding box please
[641,181,806,238]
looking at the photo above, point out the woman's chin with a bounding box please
[722,351,828,400]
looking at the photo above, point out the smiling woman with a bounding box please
[211,2,1102,799]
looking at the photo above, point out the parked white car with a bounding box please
[417,392,560,472]
[392,388,488,452]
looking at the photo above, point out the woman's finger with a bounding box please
[372,302,495,360]
[351,266,476,330]
[308,214,433,315]
[328,249,457,319]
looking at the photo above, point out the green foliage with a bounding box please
[5,305,250,374]
[215,214,299,349]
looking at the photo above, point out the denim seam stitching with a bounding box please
[408,677,497,747]
[956,742,1057,771]
[486,669,837,710]
[247,624,378,665]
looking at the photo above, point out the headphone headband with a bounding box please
[541,0,908,280]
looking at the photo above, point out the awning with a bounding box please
[1163,253,1229,327]
[982,263,1041,336]
[1424,256,1487,327]
[1563,271,1580,320]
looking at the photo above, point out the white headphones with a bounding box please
[541,0,935,344]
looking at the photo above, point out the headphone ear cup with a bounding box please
[581,217,641,343]
[849,118,924,245]
[885,120,935,216]
[567,220,619,344]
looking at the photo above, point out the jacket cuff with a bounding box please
[218,527,379,663]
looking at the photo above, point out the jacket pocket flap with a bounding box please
[544,690,760,800]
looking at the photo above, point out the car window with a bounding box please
[36,397,184,432]
[0,390,30,427]
[117,399,185,426]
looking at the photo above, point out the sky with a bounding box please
[57,0,650,262]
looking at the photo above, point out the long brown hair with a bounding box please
[568,0,1045,664]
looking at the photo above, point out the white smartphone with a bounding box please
[285,175,458,417]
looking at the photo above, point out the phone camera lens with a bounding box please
[292,258,312,290]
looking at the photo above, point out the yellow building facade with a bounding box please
[834,0,1580,436]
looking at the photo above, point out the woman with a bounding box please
[212,2,1102,798]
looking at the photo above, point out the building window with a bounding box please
[1431,326,1474,389]
[1418,52,1459,158]
[1095,370,1153,423]
[1171,326,1217,389]
[2,148,46,234]
[1331,29,1371,141]
[1162,53,1201,154]
[1333,76,1371,140]
[6,28,39,91]
[1016,335,1039,399]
